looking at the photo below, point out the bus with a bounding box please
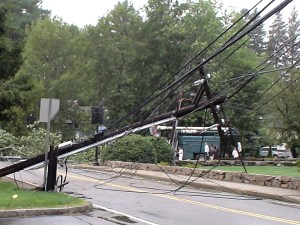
[157,125,225,160]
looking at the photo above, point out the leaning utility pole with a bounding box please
[0,96,227,178]
[194,66,228,157]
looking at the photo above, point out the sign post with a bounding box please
[39,98,60,191]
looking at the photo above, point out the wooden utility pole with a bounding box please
[195,66,227,157]
[46,146,58,191]
[169,89,183,150]
[0,96,227,178]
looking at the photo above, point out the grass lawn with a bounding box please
[206,166,300,178]
[0,179,87,210]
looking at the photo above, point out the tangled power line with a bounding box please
[76,0,298,196]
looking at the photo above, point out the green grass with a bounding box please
[206,166,300,178]
[0,180,87,210]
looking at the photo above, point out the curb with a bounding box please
[0,203,93,218]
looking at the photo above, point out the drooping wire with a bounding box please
[256,47,300,99]
[105,0,267,132]
[218,65,300,84]
[250,58,300,115]
[225,36,298,100]
[220,106,248,173]
[142,0,293,117]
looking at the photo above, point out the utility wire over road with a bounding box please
[0,0,296,190]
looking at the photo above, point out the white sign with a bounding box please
[39,98,60,122]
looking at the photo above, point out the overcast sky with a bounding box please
[41,0,300,27]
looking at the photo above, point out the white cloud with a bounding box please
[41,0,147,27]
[41,0,300,27]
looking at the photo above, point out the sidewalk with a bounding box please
[75,164,300,205]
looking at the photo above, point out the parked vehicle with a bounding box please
[259,146,292,159]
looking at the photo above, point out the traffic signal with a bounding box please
[91,106,104,124]
[26,114,36,125]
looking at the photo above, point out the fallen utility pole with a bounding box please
[0,95,227,178]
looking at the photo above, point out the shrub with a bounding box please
[69,148,95,163]
[101,134,174,164]
[147,136,174,163]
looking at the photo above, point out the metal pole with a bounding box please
[43,99,52,191]
[93,124,99,166]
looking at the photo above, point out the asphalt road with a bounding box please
[1,163,299,225]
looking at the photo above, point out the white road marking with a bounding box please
[93,204,160,225]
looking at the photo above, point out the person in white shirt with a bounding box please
[204,143,209,160]
[178,147,184,161]
[232,142,242,159]
[237,142,242,153]
[232,148,239,159]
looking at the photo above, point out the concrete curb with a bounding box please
[0,203,93,218]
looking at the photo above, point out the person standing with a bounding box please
[232,147,239,159]
[178,147,184,161]
[237,142,242,153]
[204,143,209,160]
[209,144,217,160]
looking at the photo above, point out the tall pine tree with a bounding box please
[267,13,288,68]
[243,8,267,55]
[286,6,300,68]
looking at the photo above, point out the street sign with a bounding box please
[39,98,60,122]
[39,98,60,191]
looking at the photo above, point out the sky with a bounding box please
[41,0,300,28]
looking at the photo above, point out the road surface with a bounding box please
[1,162,299,225]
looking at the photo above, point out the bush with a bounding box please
[148,136,174,163]
[101,134,174,164]
[69,148,95,163]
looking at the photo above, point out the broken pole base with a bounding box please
[46,146,58,192]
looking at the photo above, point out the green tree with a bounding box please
[0,1,50,135]
[242,8,267,55]
[258,7,300,151]
[0,72,35,135]
[286,6,300,68]
[86,1,144,126]
[267,13,288,68]
[16,18,93,138]
[0,0,50,80]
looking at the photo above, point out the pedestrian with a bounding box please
[237,142,242,153]
[209,144,217,160]
[232,147,239,159]
[204,143,209,160]
[178,147,184,161]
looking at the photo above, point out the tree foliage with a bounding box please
[0,124,61,157]
[1,0,300,160]
[0,0,50,135]
[257,7,300,149]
